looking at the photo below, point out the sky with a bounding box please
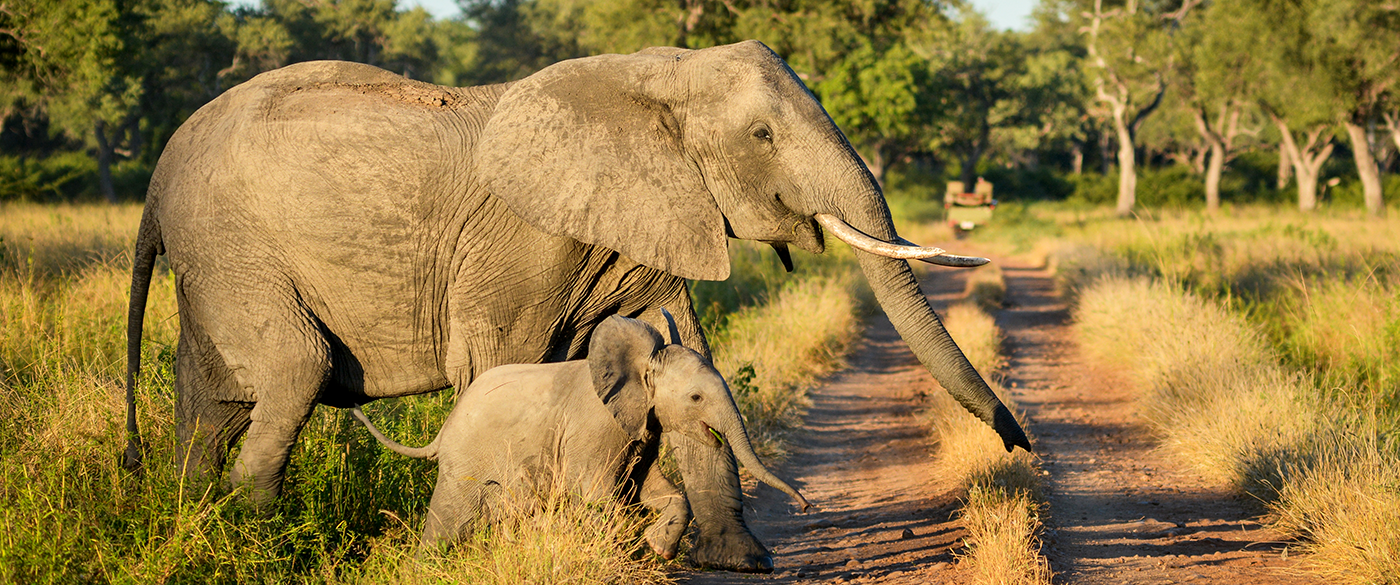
[233,0,1037,32]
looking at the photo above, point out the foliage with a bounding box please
[2,0,1397,213]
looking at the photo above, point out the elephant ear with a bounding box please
[475,52,730,281]
[587,315,665,440]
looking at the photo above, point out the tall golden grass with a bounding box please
[921,270,1051,585]
[1070,272,1399,584]
[0,202,874,582]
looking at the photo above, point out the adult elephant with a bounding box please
[123,40,1030,572]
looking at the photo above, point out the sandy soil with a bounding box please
[678,256,1310,584]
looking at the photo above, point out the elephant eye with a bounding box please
[690,394,702,402]
[752,127,772,142]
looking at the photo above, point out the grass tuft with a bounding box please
[920,268,1051,585]
[1069,273,1400,583]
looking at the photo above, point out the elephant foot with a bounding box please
[687,528,773,573]
[644,516,686,560]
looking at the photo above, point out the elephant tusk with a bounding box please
[813,214,990,267]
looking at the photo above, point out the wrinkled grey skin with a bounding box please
[124,40,1029,573]
[351,315,809,555]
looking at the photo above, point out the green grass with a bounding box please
[0,202,873,582]
[1048,205,1400,584]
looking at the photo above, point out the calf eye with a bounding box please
[690,394,702,402]
[752,127,772,142]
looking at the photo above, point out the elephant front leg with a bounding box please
[636,458,689,560]
[666,431,772,573]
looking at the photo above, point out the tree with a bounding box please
[1079,0,1188,216]
[2,0,144,202]
[1180,2,1264,212]
[816,41,931,184]
[1024,0,1096,174]
[1304,0,1398,217]
[922,11,1027,187]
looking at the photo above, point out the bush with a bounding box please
[0,152,96,203]
[0,153,154,203]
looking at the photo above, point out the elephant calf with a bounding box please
[352,314,809,556]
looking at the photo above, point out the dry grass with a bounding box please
[961,263,1006,314]
[0,203,690,583]
[958,483,1053,585]
[920,269,1051,585]
[350,481,672,585]
[1070,274,1400,583]
[0,202,878,582]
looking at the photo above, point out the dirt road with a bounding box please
[679,258,1308,584]
[998,261,1307,585]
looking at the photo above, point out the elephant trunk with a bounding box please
[711,407,810,511]
[831,187,1030,453]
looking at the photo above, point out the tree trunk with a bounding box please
[1276,140,1293,190]
[94,121,118,204]
[1100,132,1113,175]
[1071,141,1084,175]
[1276,118,1334,212]
[1193,106,1228,213]
[1112,105,1136,216]
[1204,139,1224,212]
[1386,112,1400,154]
[1344,120,1385,217]
[959,152,980,189]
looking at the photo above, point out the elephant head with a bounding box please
[587,315,810,512]
[477,41,1030,454]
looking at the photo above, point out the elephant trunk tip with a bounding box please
[994,406,1033,453]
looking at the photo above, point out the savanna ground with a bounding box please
[3,200,1398,583]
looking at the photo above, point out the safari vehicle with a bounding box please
[944,178,997,235]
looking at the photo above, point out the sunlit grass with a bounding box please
[920,268,1050,585]
[0,202,874,582]
[1047,206,1400,583]
[1070,273,1400,584]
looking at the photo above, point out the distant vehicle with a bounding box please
[944,177,997,235]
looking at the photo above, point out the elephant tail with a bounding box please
[124,205,164,472]
[350,405,441,460]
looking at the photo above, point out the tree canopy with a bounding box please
[1,0,1396,213]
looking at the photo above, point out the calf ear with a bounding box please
[587,315,664,439]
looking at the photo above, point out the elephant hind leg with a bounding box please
[222,310,333,508]
[175,327,253,487]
